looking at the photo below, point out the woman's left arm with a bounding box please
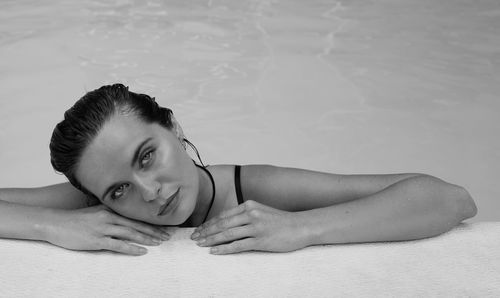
[296,174,477,246]
[192,166,477,254]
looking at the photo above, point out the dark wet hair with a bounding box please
[49,83,174,200]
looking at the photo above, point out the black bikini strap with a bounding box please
[234,165,244,205]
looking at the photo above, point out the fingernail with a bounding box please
[196,238,206,246]
[210,247,219,254]
[152,238,163,245]
[161,233,170,240]
[191,232,200,240]
[138,247,147,255]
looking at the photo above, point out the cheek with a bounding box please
[160,143,195,180]
[175,158,199,195]
[173,152,200,207]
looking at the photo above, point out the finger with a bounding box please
[209,238,256,255]
[110,214,170,241]
[103,238,148,256]
[107,225,164,246]
[195,203,247,232]
[192,212,251,240]
[196,225,253,247]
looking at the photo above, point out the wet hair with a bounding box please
[49,83,174,200]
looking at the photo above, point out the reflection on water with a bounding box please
[0,0,499,222]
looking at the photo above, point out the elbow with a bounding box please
[412,175,478,222]
[439,180,477,221]
[453,185,477,220]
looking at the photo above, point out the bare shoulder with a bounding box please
[206,164,237,184]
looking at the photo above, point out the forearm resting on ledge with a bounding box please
[0,184,95,241]
[298,175,477,246]
[0,199,56,241]
[0,183,95,210]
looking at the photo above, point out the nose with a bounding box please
[135,175,162,202]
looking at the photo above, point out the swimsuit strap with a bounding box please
[234,165,245,205]
[195,164,216,223]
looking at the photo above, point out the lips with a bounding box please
[158,187,180,216]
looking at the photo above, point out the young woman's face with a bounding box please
[75,113,199,225]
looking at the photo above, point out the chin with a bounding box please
[160,193,196,226]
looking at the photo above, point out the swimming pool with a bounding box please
[1,0,498,222]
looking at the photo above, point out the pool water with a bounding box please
[1,0,499,222]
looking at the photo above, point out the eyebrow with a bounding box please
[100,137,153,200]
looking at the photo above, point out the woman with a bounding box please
[0,84,477,256]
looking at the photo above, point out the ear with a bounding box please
[170,113,187,150]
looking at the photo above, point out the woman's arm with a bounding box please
[0,184,170,255]
[0,200,170,255]
[0,199,52,241]
[297,174,477,246]
[237,165,425,211]
[0,183,98,209]
[191,166,477,254]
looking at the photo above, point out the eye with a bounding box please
[112,183,129,200]
[140,149,155,168]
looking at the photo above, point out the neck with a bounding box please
[184,165,214,227]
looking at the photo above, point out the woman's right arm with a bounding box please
[0,182,97,209]
[0,199,55,241]
[0,184,171,255]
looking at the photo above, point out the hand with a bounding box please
[43,204,171,256]
[190,200,310,255]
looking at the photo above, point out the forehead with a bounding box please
[74,114,157,197]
